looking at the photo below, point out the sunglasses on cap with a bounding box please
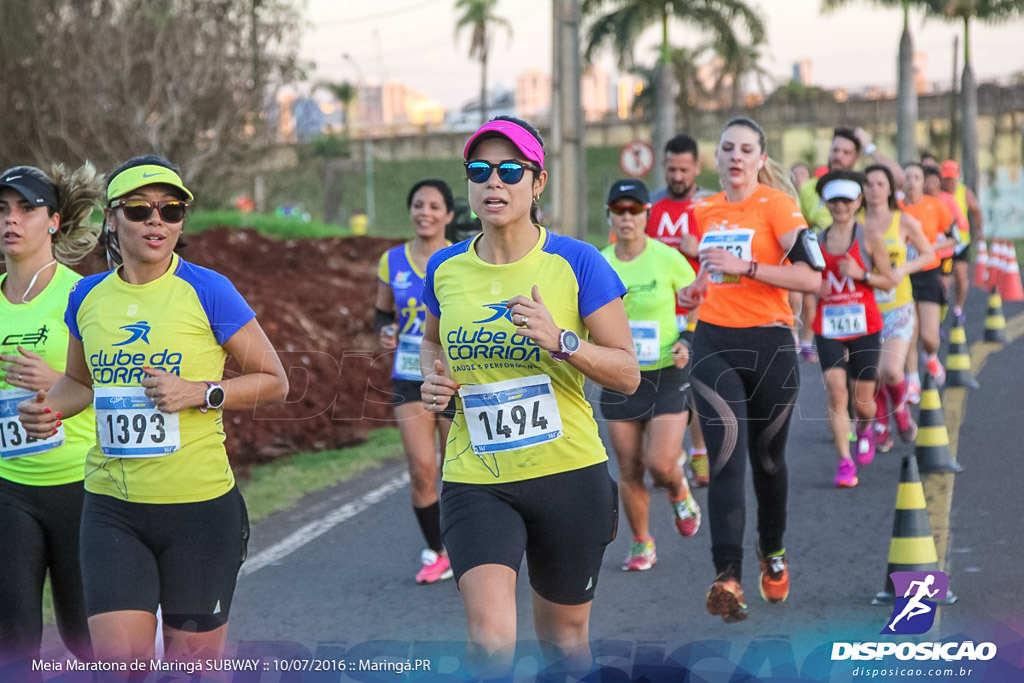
[608,202,646,216]
[464,160,540,185]
[110,199,190,223]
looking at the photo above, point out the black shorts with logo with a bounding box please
[440,462,618,605]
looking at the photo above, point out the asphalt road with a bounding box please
[34,288,1024,681]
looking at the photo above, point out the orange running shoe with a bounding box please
[758,548,790,604]
[706,575,748,623]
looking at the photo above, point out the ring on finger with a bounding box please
[518,314,529,327]
[432,395,438,406]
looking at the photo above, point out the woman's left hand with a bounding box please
[671,341,690,369]
[1,346,62,393]
[700,247,748,276]
[837,253,864,281]
[507,285,561,353]
[140,367,204,413]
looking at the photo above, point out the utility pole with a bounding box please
[551,0,585,239]
[949,34,959,160]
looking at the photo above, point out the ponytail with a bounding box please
[49,162,104,265]
[758,157,798,200]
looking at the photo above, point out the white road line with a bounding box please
[239,472,410,577]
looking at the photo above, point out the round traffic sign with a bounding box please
[620,140,655,178]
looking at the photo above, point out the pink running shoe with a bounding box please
[415,549,453,584]
[855,425,876,466]
[906,374,921,405]
[834,458,858,488]
[671,490,701,537]
[894,404,919,443]
[623,538,657,571]
[874,422,894,453]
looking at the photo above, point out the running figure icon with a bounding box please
[886,573,939,633]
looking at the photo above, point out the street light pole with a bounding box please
[343,53,376,232]
[551,0,585,239]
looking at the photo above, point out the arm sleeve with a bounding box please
[771,192,810,243]
[422,254,441,318]
[571,243,628,319]
[179,265,257,346]
[377,251,390,284]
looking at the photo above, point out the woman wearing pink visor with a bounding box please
[419,117,639,676]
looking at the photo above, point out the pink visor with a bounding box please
[463,120,544,168]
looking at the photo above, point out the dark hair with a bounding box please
[920,151,937,164]
[903,161,924,174]
[106,155,187,201]
[923,165,941,180]
[725,117,766,152]
[815,169,866,198]
[407,179,454,212]
[864,163,899,210]
[833,128,862,153]
[664,133,698,157]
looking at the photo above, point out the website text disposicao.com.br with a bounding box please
[852,665,977,678]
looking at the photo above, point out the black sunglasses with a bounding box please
[464,160,539,185]
[110,199,190,223]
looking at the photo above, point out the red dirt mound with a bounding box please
[69,228,406,471]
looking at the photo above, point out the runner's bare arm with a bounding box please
[17,336,94,438]
[420,313,458,411]
[899,212,935,277]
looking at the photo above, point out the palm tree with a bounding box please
[454,0,512,125]
[584,0,765,168]
[822,0,920,164]
[928,0,1024,191]
[707,34,775,108]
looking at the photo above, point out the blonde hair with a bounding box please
[758,158,798,200]
[49,163,104,265]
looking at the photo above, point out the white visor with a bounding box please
[822,179,862,201]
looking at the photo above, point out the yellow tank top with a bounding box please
[875,211,912,312]
[954,183,971,248]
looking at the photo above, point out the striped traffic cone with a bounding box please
[987,241,1005,293]
[872,454,957,605]
[945,317,979,389]
[915,372,962,474]
[974,240,989,288]
[999,243,1024,302]
[983,291,1007,344]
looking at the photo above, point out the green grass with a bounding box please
[238,427,404,522]
[41,428,405,624]
[186,209,353,240]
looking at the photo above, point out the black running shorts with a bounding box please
[910,268,946,304]
[391,378,456,420]
[598,365,689,421]
[440,462,618,605]
[79,486,249,632]
[815,332,881,383]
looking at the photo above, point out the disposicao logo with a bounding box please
[831,571,997,663]
[473,302,515,325]
[883,570,946,635]
[113,321,152,346]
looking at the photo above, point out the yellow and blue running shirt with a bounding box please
[423,226,627,484]
[601,238,695,371]
[65,253,255,503]
[1,264,94,485]
[378,242,443,381]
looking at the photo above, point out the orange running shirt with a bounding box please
[693,185,808,328]
[900,196,953,271]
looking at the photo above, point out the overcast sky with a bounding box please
[301,0,1024,108]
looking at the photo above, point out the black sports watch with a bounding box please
[200,381,226,414]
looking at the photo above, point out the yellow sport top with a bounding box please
[65,253,255,503]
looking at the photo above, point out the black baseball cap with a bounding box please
[607,179,650,206]
[0,166,58,210]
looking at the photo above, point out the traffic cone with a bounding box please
[983,291,1007,343]
[987,241,1005,293]
[872,454,957,605]
[974,240,988,288]
[914,372,963,474]
[945,317,979,389]
[998,242,1024,302]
